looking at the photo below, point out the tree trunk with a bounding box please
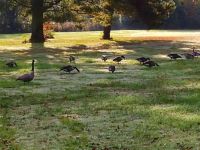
[102,25,112,40]
[30,0,45,43]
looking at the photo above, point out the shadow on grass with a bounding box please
[0,39,198,63]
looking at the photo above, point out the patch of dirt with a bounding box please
[59,114,80,120]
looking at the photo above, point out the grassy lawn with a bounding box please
[1,30,200,149]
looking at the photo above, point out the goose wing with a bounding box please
[17,73,33,81]
[113,57,122,62]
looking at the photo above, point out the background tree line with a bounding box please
[1,0,196,42]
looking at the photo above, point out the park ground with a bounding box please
[1,30,200,149]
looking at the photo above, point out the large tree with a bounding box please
[94,0,114,39]
[11,0,68,43]
[82,0,176,39]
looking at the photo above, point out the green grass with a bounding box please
[1,30,200,149]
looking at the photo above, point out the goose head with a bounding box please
[121,55,125,59]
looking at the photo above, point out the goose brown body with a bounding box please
[17,72,34,82]
[167,54,182,60]
[182,53,194,59]
[17,60,35,82]
[108,65,115,73]
[136,57,150,64]
[113,56,125,63]
[192,47,200,57]
[6,61,17,68]
[60,65,80,73]
[143,61,159,68]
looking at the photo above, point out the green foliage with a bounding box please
[133,0,176,28]
[79,0,176,29]
[92,0,114,26]
[4,0,176,36]
[44,0,79,23]
[10,0,82,24]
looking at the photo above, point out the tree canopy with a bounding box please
[3,0,176,42]
[82,0,176,39]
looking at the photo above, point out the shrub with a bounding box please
[43,22,55,39]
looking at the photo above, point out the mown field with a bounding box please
[1,30,200,149]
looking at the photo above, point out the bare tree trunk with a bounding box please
[30,0,45,43]
[102,25,112,40]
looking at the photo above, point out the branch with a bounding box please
[12,0,31,8]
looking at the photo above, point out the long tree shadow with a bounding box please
[31,42,44,49]
[0,38,198,60]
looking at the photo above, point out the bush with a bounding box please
[43,22,55,39]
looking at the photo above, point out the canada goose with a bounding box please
[113,55,125,63]
[17,60,35,83]
[192,47,200,57]
[60,65,80,73]
[167,54,182,60]
[136,57,150,64]
[108,65,115,73]
[101,55,109,62]
[182,53,194,59]
[143,60,159,68]
[69,56,76,63]
[6,61,17,68]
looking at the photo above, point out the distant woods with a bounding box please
[164,0,200,29]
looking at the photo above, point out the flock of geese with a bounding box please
[4,47,200,83]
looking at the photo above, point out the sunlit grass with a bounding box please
[1,30,200,149]
[1,30,200,48]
